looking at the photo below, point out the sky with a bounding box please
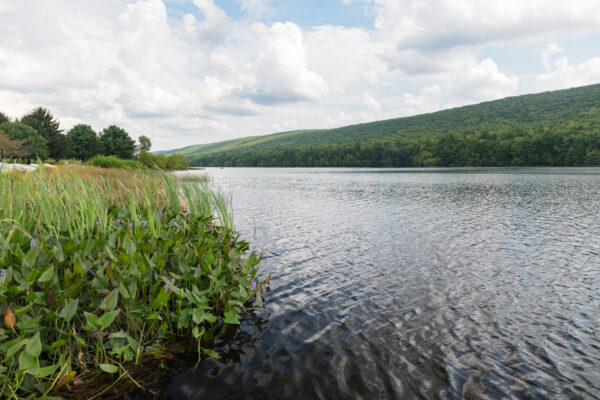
[1,1,599,151]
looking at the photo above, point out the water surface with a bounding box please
[160,167,600,399]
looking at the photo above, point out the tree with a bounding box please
[100,125,136,159]
[137,150,152,167]
[137,151,188,170]
[20,107,69,159]
[0,131,27,159]
[166,153,188,170]
[138,135,152,153]
[0,122,49,161]
[67,124,102,161]
[0,112,9,124]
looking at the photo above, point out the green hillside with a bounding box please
[162,83,600,167]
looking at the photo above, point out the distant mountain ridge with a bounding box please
[159,84,600,167]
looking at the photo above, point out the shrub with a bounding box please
[138,151,189,170]
[87,155,144,170]
[0,168,263,398]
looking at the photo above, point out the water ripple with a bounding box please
[147,168,600,400]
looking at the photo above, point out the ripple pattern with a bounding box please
[157,168,600,400]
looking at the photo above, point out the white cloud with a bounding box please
[272,119,298,131]
[306,26,384,93]
[372,0,600,86]
[536,56,600,91]
[397,58,518,116]
[447,58,518,101]
[362,92,381,113]
[0,0,330,149]
[183,0,232,42]
[372,0,600,51]
[242,22,329,104]
[542,43,564,71]
[326,111,353,127]
[237,0,273,18]
[0,0,598,150]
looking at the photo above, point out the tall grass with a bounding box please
[0,166,262,399]
[0,166,232,239]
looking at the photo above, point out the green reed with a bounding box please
[0,166,263,399]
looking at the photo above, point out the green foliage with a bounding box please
[87,155,143,170]
[100,125,137,160]
[167,153,189,170]
[138,151,188,170]
[20,107,70,160]
[0,131,28,159]
[167,83,600,167]
[0,122,49,160]
[0,112,9,124]
[67,124,103,161]
[0,168,262,398]
[138,135,152,153]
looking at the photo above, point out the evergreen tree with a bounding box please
[21,107,69,159]
[68,124,102,161]
[100,125,136,159]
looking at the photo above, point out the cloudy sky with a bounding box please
[1,1,599,150]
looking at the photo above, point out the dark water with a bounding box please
[160,168,600,399]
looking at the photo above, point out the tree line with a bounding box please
[0,107,187,169]
[178,83,600,168]
[188,124,600,167]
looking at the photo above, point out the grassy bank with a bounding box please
[0,166,263,399]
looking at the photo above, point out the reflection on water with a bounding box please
[153,168,600,399]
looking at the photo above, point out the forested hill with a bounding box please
[162,83,600,167]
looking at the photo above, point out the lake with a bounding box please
[156,167,600,399]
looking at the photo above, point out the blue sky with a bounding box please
[1,0,599,150]
[165,0,375,28]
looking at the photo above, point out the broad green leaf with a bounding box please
[153,288,169,308]
[128,281,137,299]
[28,364,59,378]
[202,348,221,359]
[22,250,37,269]
[255,292,263,308]
[192,309,217,324]
[145,312,162,320]
[38,265,54,283]
[223,309,240,325]
[100,288,119,311]
[19,351,36,370]
[119,282,130,299]
[108,331,129,339]
[1,338,27,358]
[99,363,119,374]
[51,339,67,348]
[52,245,65,262]
[97,310,120,331]
[57,299,79,322]
[122,235,136,256]
[84,312,99,329]
[34,382,52,394]
[26,332,42,358]
[192,326,205,339]
[16,315,43,332]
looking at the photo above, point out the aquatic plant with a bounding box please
[0,166,263,399]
